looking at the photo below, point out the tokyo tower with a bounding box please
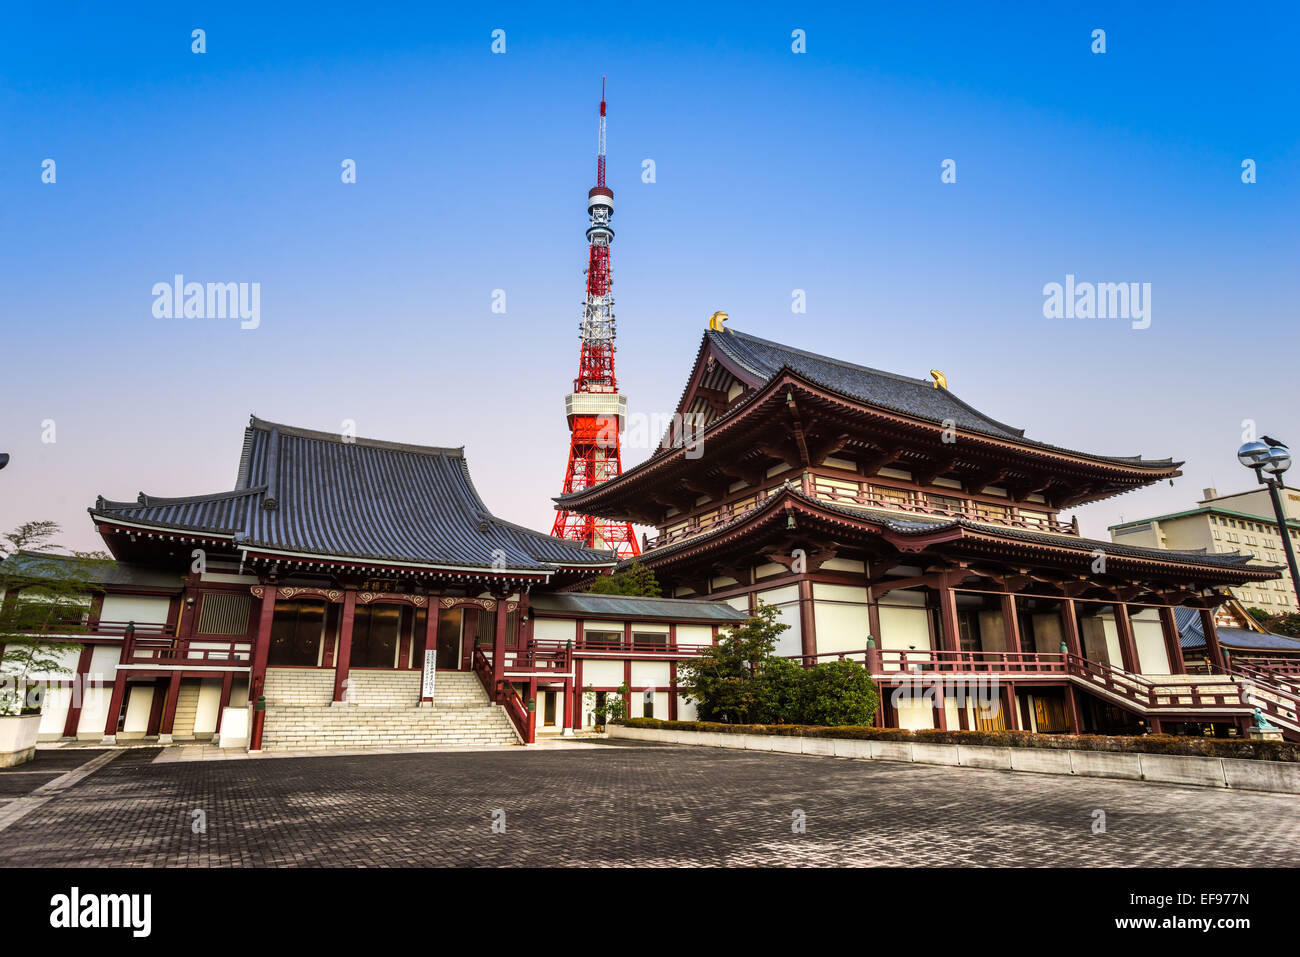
[551,79,640,559]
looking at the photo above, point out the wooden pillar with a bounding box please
[797,579,817,663]
[421,604,438,703]
[333,589,357,703]
[1113,603,1141,674]
[1002,683,1020,730]
[623,659,633,714]
[158,672,183,742]
[668,661,678,721]
[1159,606,1186,674]
[1059,599,1083,658]
[1000,593,1022,655]
[933,685,948,730]
[250,584,277,704]
[528,676,538,744]
[1064,683,1082,733]
[561,676,573,732]
[398,610,412,670]
[867,592,882,646]
[1199,607,1226,673]
[490,597,507,692]
[61,645,95,739]
[574,658,584,729]
[101,671,129,742]
[937,585,959,654]
[146,678,167,735]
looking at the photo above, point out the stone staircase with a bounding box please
[260,668,521,751]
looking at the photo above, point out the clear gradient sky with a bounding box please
[1,2,1297,554]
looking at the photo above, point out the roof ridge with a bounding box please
[248,415,465,458]
[96,487,266,509]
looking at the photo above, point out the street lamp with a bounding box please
[0,453,9,471]
[1238,437,1300,611]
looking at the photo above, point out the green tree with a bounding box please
[675,601,789,723]
[587,562,662,597]
[0,522,93,715]
[1248,608,1300,637]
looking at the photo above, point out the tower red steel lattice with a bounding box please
[551,79,640,559]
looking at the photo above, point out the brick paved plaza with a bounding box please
[0,741,1295,867]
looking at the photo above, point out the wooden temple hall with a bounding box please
[4,418,743,751]
[557,328,1300,739]
[6,328,1299,749]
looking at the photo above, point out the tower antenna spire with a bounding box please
[551,80,640,559]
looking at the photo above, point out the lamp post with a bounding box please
[1237,438,1300,611]
[0,453,9,471]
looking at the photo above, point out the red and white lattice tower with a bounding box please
[551,79,640,559]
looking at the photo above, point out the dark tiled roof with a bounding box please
[529,592,747,622]
[1175,606,1300,653]
[0,551,184,591]
[708,330,1176,468]
[92,417,614,575]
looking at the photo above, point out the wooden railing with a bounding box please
[808,480,1078,535]
[784,646,1250,716]
[124,635,252,666]
[643,478,1078,551]
[472,647,534,743]
[19,617,175,638]
[563,637,714,656]
[1224,661,1300,730]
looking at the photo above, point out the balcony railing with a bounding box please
[16,617,175,638]
[643,478,1078,551]
[124,635,252,666]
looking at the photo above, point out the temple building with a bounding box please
[6,331,1300,748]
[557,327,1300,738]
[1,417,743,749]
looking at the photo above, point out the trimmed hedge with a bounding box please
[613,718,1300,763]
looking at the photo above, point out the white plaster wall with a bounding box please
[820,557,866,574]
[676,695,697,721]
[89,645,121,679]
[894,698,934,730]
[37,688,70,736]
[756,586,802,657]
[630,662,670,688]
[581,660,624,686]
[676,624,714,644]
[1132,612,1171,675]
[812,583,868,603]
[101,594,170,625]
[77,686,110,738]
[534,618,576,641]
[123,684,155,734]
[193,678,223,734]
[812,601,871,655]
[878,603,931,652]
[23,645,82,681]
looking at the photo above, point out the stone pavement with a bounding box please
[0,741,1295,867]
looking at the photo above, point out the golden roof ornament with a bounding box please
[930,369,947,390]
[708,310,731,333]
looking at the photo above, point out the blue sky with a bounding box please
[1,2,1297,552]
